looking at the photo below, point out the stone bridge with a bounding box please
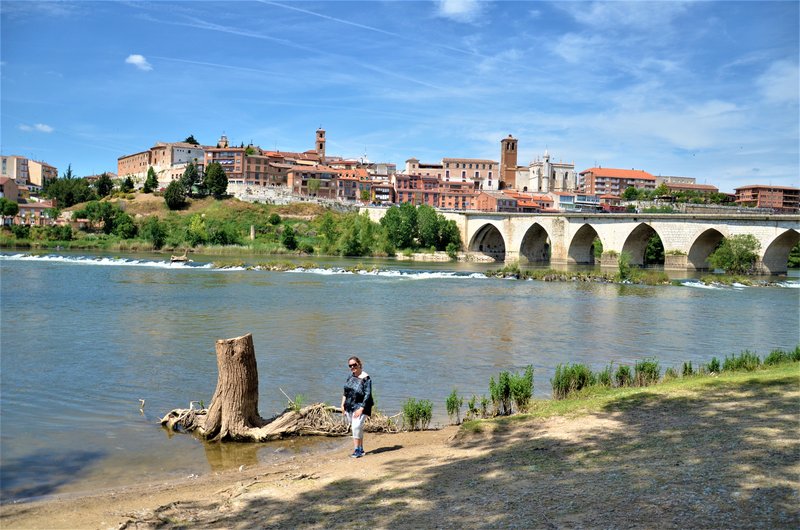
[363,208,800,273]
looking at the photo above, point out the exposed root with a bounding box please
[160,403,401,442]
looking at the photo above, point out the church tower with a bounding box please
[315,128,326,163]
[500,134,518,190]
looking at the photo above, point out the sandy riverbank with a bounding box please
[2,370,798,529]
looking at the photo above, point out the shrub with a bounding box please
[596,365,613,387]
[480,395,490,418]
[268,213,281,225]
[793,346,800,362]
[764,349,790,366]
[634,358,660,386]
[10,224,31,239]
[466,395,479,420]
[707,357,721,373]
[401,398,432,431]
[663,367,678,381]
[281,225,297,250]
[682,361,694,377]
[446,242,459,260]
[298,241,315,254]
[615,365,632,387]
[164,180,187,210]
[509,365,534,412]
[445,389,463,425]
[489,371,513,415]
[552,363,595,399]
[722,350,761,372]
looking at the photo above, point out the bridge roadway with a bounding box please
[363,208,800,274]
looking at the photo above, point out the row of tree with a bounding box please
[622,184,731,205]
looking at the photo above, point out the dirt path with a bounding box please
[2,375,798,529]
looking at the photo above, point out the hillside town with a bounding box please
[1,128,799,227]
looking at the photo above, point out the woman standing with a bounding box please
[341,356,373,458]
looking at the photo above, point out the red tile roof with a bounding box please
[580,167,655,180]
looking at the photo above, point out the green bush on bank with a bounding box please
[546,346,798,400]
[401,398,433,431]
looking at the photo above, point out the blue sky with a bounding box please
[2,1,798,192]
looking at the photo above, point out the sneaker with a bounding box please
[350,450,362,458]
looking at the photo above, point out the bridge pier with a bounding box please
[664,254,689,270]
[600,254,619,268]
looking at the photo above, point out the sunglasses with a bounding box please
[348,363,359,368]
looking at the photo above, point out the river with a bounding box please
[1,251,798,502]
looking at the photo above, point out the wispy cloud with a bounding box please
[756,60,799,105]
[435,0,486,24]
[19,123,54,133]
[557,1,691,30]
[436,0,486,23]
[125,54,152,71]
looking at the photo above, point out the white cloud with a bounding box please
[125,54,153,71]
[756,60,799,105]
[558,1,691,30]
[435,0,485,24]
[19,123,55,133]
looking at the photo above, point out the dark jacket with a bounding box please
[343,373,373,416]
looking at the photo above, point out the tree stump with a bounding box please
[200,333,265,441]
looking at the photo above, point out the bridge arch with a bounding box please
[568,224,600,265]
[621,223,664,267]
[760,229,800,274]
[469,223,506,261]
[519,223,551,263]
[687,228,726,270]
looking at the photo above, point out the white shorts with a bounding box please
[346,411,366,439]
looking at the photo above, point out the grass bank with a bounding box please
[463,360,799,433]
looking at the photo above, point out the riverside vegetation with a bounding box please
[429,346,799,431]
[1,192,462,260]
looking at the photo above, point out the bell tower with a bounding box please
[315,128,326,163]
[500,134,518,190]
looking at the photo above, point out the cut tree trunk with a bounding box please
[160,333,399,442]
[200,333,265,441]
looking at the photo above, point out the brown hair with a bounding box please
[348,356,362,367]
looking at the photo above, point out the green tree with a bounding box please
[380,203,417,249]
[318,211,339,254]
[617,251,633,281]
[0,197,19,221]
[140,216,167,249]
[120,176,134,193]
[180,162,200,196]
[622,186,639,200]
[281,224,297,250]
[644,234,665,265]
[360,189,371,203]
[143,167,159,193]
[62,164,75,180]
[307,178,321,197]
[203,162,228,199]
[417,204,439,248]
[44,176,95,207]
[82,201,118,234]
[439,219,461,251]
[113,212,137,238]
[187,214,208,246]
[184,134,200,146]
[95,173,114,197]
[789,241,800,268]
[164,180,187,210]
[708,234,761,274]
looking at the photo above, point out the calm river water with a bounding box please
[1,251,798,502]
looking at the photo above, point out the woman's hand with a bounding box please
[353,407,363,419]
